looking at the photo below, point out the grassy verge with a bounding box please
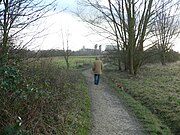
[103,75,171,135]
[76,79,90,135]
[56,76,90,135]
[104,62,180,135]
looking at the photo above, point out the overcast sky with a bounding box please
[27,0,108,51]
[28,0,180,52]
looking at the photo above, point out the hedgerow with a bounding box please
[0,59,90,135]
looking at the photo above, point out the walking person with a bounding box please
[92,56,103,85]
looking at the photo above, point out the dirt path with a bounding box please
[82,69,146,135]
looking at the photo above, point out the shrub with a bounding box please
[0,59,90,134]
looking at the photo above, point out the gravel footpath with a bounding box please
[82,69,146,135]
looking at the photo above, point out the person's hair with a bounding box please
[95,56,100,60]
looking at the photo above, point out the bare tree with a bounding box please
[0,0,56,66]
[77,0,180,74]
[60,29,72,69]
[151,0,180,65]
[77,0,122,70]
[77,0,157,74]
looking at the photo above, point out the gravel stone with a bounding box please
[83,69,146,135]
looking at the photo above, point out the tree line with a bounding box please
[104,46,180,68]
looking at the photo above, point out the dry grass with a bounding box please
[105,61,180,135]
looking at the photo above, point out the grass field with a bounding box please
[41,56,96,69]
[105,61,180,135]
[27,56,95,69]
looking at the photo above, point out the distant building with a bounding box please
[75,46,96,56]
[105,45,115,51]
[99,45,102,52]
[82,46,85,51]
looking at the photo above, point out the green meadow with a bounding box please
[37,56,96,69]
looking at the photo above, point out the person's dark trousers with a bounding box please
[94,74,100,85]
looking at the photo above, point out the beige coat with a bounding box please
[92,60,103,74]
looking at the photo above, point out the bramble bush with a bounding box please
[0,65,30,134]
[0,59,89,135]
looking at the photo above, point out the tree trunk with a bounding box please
[129,46,134,74]
[161,52,166,65]
[64,56,69,69]
[1,1,9,66]
[117,44,122,71]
